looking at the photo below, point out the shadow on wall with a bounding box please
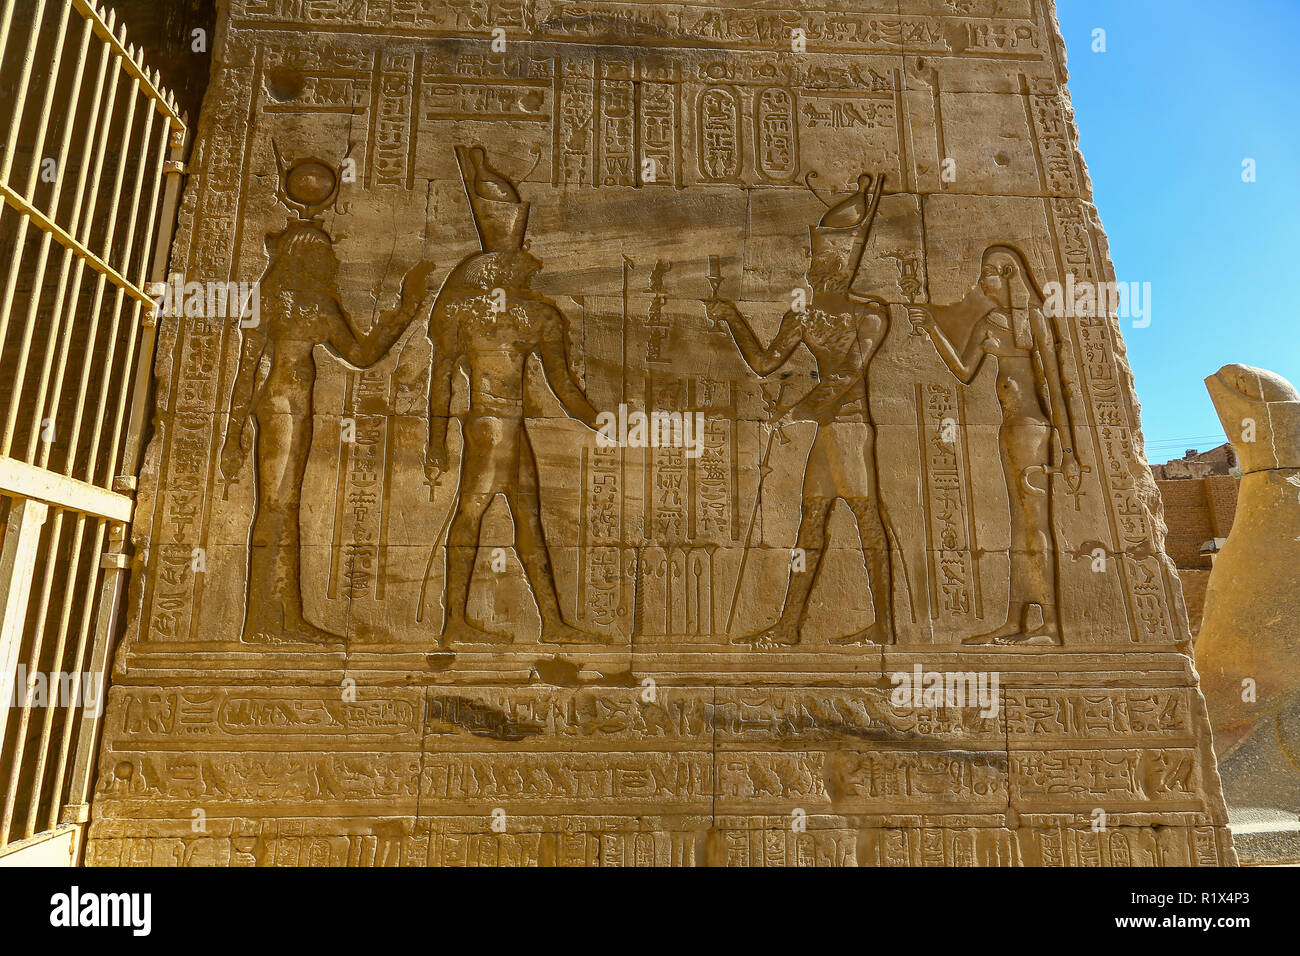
[103,0,217,126]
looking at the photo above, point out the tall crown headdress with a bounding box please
[808,172,884,283]
[455,145,530,253]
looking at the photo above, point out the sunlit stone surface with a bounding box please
[86,0,1235,867]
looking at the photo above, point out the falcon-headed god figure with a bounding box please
[424,146,604,655]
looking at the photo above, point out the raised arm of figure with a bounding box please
[910,305,989,385]
[712,299,803,377]
[330,260,438,368]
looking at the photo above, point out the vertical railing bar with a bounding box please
[91,25,139,269]
[34,20,123,473]
[65,7,120,255]
[0,507,60,844]
[0,508,66,840]
[0,507,74,844]
[0,496,49,853]
[0,0,52,364]
[0,0,48,183]
[20,16,98,464]
[0,0,77,457]
[0,0,18,91]
[118,119,186,480]
[59,63,141,483]
[15,0,72,204]
[102,110,167,487]
[44,516,107,834]
[30,515,104,839]
[112,69,160,281]
[64,519,122,832]
[68,0,184,131]
[83,84,154,487]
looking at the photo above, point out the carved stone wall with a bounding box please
[86,0,1235,866]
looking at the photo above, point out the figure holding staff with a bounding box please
[709,173,899,646]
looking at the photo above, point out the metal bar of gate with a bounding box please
[0,0,187,858]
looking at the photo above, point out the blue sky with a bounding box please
[1056,0,1300,463]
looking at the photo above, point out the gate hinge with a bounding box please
[163,160,186,176]
[61,804,91,825]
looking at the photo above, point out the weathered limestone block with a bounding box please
[86,0,1234,865]
[1196,364,1300,863]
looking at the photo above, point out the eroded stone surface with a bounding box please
[1196,364,1300,862]
[87,0,1235,866]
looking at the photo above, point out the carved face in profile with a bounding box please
[506,250,542,289]
[978,247,1043,316]
[807,251,848,294]
[978,251,1019,307]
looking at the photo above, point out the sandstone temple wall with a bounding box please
[86,0,1235,867]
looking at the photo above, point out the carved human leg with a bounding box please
[733,496,833,646]
[515,427,605,644]
[830,496,894,645]
[438,415,505,648]
[244,410,340,644]
[965,420,1058,645]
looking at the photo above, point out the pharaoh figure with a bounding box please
[909,246,1080,645]
[220,155,436,643]
[708,173,896,646]
[424,145,604,655]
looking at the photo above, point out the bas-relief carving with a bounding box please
[220,150,437,644]
[425,146,606,655]
[91,0,1237,865]
[709,172,899,646]
[909,245,1083,645]
[86,820,1227,868]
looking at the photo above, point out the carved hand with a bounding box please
[706,298,741,326]
[1059,446,1083,484]
[772,409,796,431]
[220,418,247,481]
[424,445,448,482]
[907,305,934,335]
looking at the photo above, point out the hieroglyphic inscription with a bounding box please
[917,382,980,624]
[92,0,1233,868]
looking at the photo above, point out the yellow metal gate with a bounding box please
[0,0,185,863]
